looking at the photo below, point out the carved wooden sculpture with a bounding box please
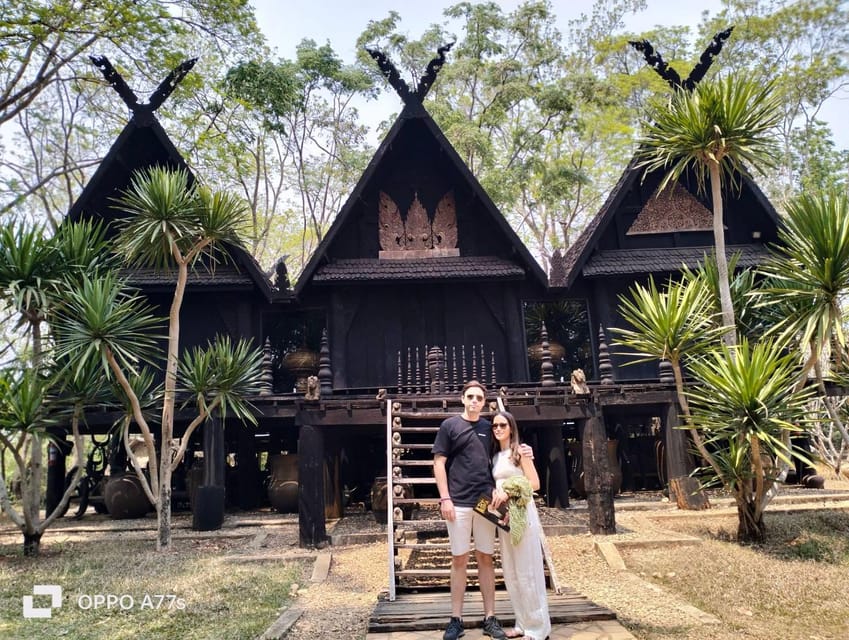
[405,194,432,250]
[432,191,457,249]
[379,191,406,251]
[90,55,197,123]
[629,27,734,92]
[378,191,458,254]
[366,42,455,104]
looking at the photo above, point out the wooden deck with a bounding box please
[368,589,617,633]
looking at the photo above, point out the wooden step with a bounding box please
[393,426,440,433]
[369,590,617,633]
[392,477,437,485]
[392,459,434,467]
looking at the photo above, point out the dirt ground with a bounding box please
[3,478,848,640]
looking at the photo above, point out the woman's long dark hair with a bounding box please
[491,410,522,467]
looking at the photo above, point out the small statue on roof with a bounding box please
[269,255,291,290]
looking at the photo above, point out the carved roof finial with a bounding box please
[89,55,197,119]
[366,43,454,104]
[629,26,734,92]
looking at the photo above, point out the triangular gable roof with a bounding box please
[66,111,275,302]
[554,153,782,289]
[294,99,548,296]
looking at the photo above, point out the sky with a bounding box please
[249,0,847,148]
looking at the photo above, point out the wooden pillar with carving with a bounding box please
[664,401,710,510]
[582,412,616,534]
[193,411,226,531]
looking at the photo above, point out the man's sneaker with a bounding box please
[443,616,465,640]
[482,615,507,640]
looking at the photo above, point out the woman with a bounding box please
[491,411,551,640]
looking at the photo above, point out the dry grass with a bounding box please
[2,478,849,640]
[0,530,311,640]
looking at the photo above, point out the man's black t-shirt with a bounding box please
[432,414,494,507]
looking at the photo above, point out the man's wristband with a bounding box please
[439,497,452,503]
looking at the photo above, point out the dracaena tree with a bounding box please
[612,275,725,480]
[637,75,782,348]
[686,338,814,543]
[0,220,114,555]
[53,166,264,550]
[759,190,849,475]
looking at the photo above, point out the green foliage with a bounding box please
[760,190,849,359]
[638,75,783,196]
[681,252,775,340]
[179,335,263,424]
[686,338,814,485]
[224,59,301,132]
[0,222,59,326]
[612,275,720,366]
[0,368,56,435]
[52,272,163,380]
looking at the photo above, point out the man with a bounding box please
[432,380,513,640]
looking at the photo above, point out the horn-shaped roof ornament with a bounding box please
[89,55,197,124]
[629,27,734,91]
[365,42,454,105]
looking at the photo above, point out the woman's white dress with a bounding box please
[492,450,551,640]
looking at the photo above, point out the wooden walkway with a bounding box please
[368,589,617,633]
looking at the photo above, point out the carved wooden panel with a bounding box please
[379,191,406,250]
[405,194,432,250]
[432,190,457,249]
[627,183,712,235]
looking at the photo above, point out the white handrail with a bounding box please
[385,397,396,601]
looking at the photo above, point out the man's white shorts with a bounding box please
[446,506,496,556]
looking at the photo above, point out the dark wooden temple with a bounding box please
[49,39,793,547]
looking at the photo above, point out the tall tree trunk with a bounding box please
[158,259,189,551]
[710,162,736,349]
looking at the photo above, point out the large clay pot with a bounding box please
[527,340,566,363]
[104,472,152,519]
[370,477,388,524]
[268,453,299,513]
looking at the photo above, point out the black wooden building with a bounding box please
[50,52,786,546]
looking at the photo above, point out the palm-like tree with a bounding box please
[57,166,259,550]
[612,276,724,479]
[759,190,849,471]
[0,220,113,555]
[686,338,814,542]
[637,75,782,348]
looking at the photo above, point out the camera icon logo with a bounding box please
[23,585,63,619]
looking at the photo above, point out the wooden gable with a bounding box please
[551,157,781,382]
[294,48,548,390]
[66,57,274,357]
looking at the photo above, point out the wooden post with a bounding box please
[236,425,261,510]
[536,425,570,507]
[298,423,328,547]
[582,414,616,534]
[663,402,710,510]
[44,433,70,516]
[193,412,226,531]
